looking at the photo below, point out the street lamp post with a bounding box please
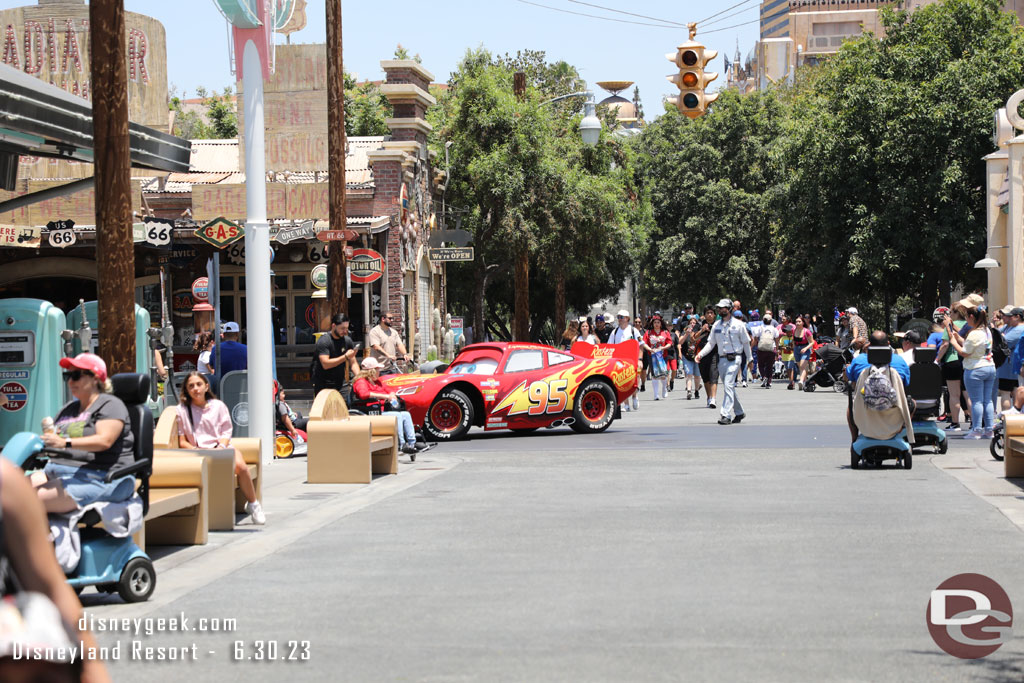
[542,91,602,147]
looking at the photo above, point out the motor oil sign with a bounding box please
[349,248,384,284]
[195,217,244,249]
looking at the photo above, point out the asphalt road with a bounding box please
[98,382,1023,682]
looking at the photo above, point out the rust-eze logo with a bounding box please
[927,573,1013,659]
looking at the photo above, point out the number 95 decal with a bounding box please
[495,379,570,416]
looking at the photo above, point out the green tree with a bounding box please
[774,0,1024,318]
[343,72,392,137]
[636,89,783,310]
[202,86,238,139]
[430,49,648,340]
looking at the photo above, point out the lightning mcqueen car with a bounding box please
[379,340,640,440]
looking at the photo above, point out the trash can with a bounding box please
[1004,416,1024,478]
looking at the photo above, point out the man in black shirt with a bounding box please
[312,314,360,398]
[594,314,612,344]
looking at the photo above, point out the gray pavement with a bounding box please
[89,382,1024,682]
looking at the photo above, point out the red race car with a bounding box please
[379,340,640,440]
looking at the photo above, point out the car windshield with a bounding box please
[448,358,499,375]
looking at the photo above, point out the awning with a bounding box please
[0,62,191,173]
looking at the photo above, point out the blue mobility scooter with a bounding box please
[1,373,156,602]
[850,346,914,470]
[907,346,948,454]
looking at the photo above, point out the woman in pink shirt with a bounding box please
[176,371,265,524]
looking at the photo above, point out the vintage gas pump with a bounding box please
[191,277,215,335]
[67,301,151,374]
[310,264,330,338]
[0,299,66,446]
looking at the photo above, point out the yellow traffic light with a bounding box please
[666,40,719,119]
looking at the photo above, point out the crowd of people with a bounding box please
[578,293,1024,440]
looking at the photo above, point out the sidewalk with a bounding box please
[83,448,462,617]
[932,439,1024,531]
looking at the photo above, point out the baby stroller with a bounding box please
[805,344,851,393]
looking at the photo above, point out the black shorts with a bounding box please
[941,360,963,382]
[699,353,719,383]
[999,378,1019,392]
[642,351,651,369]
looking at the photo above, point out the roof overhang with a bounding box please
[0,62,191,173]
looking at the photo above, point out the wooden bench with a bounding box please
[153,406,262,530]
[142,455,209,549]
[306,390,398,484]
[1004,416,1024,478]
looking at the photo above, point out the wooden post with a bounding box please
[90,0,134,374]
[513,72,529,342]
[326,0,348,316]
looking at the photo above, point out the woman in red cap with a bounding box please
[34,353,137,513]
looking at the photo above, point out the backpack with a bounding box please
[991,327,1010,368]
[758,327,776,351]
[862,365,898,411]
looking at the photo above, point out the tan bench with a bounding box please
[154,406,262,529]
[1005,416,1024,478]
[142,455,209,549]
[306,390,398,484]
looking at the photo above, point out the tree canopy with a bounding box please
[635,0,1024,326]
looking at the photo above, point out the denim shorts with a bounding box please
[43,462,135,507]
[681,358,697,375]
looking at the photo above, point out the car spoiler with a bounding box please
[570,339,639,362]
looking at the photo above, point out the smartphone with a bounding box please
[354,342,363,350]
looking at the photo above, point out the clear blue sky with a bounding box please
[0,0,761,117]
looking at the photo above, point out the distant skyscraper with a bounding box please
[760,0,789,39]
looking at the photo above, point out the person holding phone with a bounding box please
[312,314,360,398]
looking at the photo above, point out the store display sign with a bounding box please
[316,229,357,242]
[195,217,244,248]
[276,220,315,244]
[428,247,474,262]
[191,277,210,304]
[349,248,383,284]
[310,264,328,289]
[46,220,75,248]
[143,217,174,247]
[0,225,40,249]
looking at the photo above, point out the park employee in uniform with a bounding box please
[695,298,752,425]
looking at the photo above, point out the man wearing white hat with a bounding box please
[609,309,642,411]
[696,299,752,424]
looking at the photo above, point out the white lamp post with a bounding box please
[541,91,601,146]
[975,245,1008,270]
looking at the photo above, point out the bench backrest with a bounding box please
[153,405,180,450]
[309,389,350,422]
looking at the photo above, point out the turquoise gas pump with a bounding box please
[67,301,151,373]
[0,299,67,446]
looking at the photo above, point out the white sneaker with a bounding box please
[245,500,266,525]
[964,430,984,440]
[742,381,747,388]
[708,401,716,409]
[631,396,639,410]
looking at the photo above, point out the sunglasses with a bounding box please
[63,370,93,381]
